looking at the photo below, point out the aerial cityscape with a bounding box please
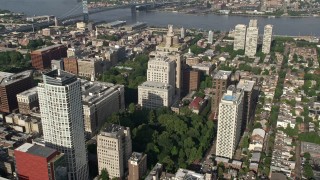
[0,0,320,180]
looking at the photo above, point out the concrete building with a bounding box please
[67,47,81,58]
[63,57,78,75]
[180,27,186,39]
[128,152,147,180]
[233,24,247,50]
[208,30,213,44]
[156,25,186,52]
[81,80,125,137]
[42,28,53,36]
[174,168,205,180]
[147,55,176,89]
[16,87,39,115]
[77,58,107,78]
[145,163,163,180]
[51,59,64,70]
[31,44,67,70]
[14,143,67,180]
[262,24,273,54]
[0,70,35,113]
[5,113,42,134]
[97,124,132,179]
[38,69,89,180]
[138,81,174,109]
[245,20,259,58]
[211,70,232,119]
[216,85,244,159]
[236,79,258,129]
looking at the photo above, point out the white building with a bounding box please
[97,124,132,179]
[38,69,89,180]
[262,24,273,54]
[208,30,213,44]
[138,81,174,109]
[216,85,244,159]
[233,24,247,50]
[245,20,259,58]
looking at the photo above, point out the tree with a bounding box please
[100,169,109,180]
[304,152,311,160]
[128,103,135,113]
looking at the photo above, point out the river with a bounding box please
[1,0,320,36]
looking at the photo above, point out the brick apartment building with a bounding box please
[63,57,78,75]
[31,44,67,70]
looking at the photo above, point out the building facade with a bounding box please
[182,69,200,95]
[97,124,132,179]
[128,152,147,180]
[233,24,247,50]
[216,86,244,159]
[31,44,67,70]
[14,143,67,180]
[0,70,35,113]
[211,70,232,119]
[262,24,273,54]
[63,57,78,75]
[81,80,125,137]
[16,87,39,115]
[245,20,259,58]
[77,58,107,78]
[38,69,89,180]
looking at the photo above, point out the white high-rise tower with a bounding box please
[262,24,273,54]
[216,85,244,159]
[208,30,213,44]
[245,19,259,58]
[38,69,89,180]
[233,24,247,50]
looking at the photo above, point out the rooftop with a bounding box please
[0,70,33,86]
[43,69,77,86]
[213,70,232,80]
[100,124,127,138]
[221,85,243,104]
[236,79,255,92]
[139,81,173,90]
[129,152,144,162]
[145,163,163,180]
[175,168,204,180]
[15,143,57,158]
[32,44,65,53]
[16,87,38,97]
[0,71,13,82]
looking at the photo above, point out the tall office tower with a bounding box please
[216,85,244,159]
[128,152,147,180]
[245,20,259,58]
[38,69,89,180]
[262,24,273,54]
[97,124,132,179]
[236,79,257,130]
[14,143,67,180]
[147,56,176,88]
[208,30,213,44]
[165,25,175,48]
[181,27,186,39]
[233,24,247,50]
[211,70,232,119]
[0,70,35,113]
[81,80,125,138]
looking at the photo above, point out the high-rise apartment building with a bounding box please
[233,24,246,50]
[0,70,35,113]
[31,44,67,70]
[14,143,67,180]
[211,70,232,119]
[182,69,200,95]
[97,124,132,179]
[38,69,89,180]
[81,80,125,137]
[236,80,258,129]
[181,27,186,39]
[128,152,147,180]
[208,30,213,44]
[216,85,244,159]
[245,20,259,58]
[262,24,273,54]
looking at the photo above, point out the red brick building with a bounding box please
[14,143,66,180]
[182,69,200,96]
[31,44,67,70]
[0,70,35,113]
[63,57,78,75]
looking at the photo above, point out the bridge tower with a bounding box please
[83,0,89,23]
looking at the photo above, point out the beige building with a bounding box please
[233,24,247,50]
[81,80,125,137]
[77,58,107,79]
[16,87,39,115]
[262,24,273,54]
[128,152,147,180]
[5,113,42,134]
[97,124,132,179]
[245,20,259,58]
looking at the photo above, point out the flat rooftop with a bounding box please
[139,81,173,90]
[32,44,65,53]
[0,71,13,82]
[129,152,144,162]
[17,87,38,97]
[43,69,77,86]
[213,70,232,80]
[221,85,243,104]
[175,168,204,180]
[15,143,57,158]
[236,79,255,92]
[0,70,33,86]
[100,124,126,138]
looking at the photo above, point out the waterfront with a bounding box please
[1,0,320,36]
